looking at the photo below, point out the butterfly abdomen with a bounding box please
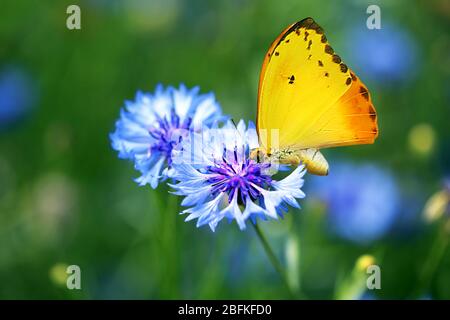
[275,148,329,176]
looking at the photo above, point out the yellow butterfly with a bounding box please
[252,17,378,175]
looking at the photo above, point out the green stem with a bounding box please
[252,222,305,299]
[157,188,181,298]
[414,225,449,298]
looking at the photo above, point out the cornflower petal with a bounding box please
[110,84,224,188]
[171,120,307,231]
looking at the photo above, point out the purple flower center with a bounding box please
[148,108,191,165]
[207,147,272,204]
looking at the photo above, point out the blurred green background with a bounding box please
[0,0,449,299]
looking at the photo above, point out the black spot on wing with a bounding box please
[369,105,377,120]
[340,63,348,73]
[275,17,318,47]
[332,54,341,64]
[308,21,324,34]
[359,86,369,100]
[345,77,352,85]
[304,31,309,41]
[318,60,323,67]
[288,75,295,84]
[325,45,334,54]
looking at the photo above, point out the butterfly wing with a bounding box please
[257,18,378,154]
[296,70,378,148]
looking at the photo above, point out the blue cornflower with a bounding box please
[170,120,306,231]
[308,162,400,244]
[110,84,224,188]
[344,24,419,85]
[0,66,37,130]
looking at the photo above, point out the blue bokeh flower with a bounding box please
[345,24,419,85]
[110,84,224,188]
[170,120,306,231]
[0,66,37,130]
[308,162,400,244]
